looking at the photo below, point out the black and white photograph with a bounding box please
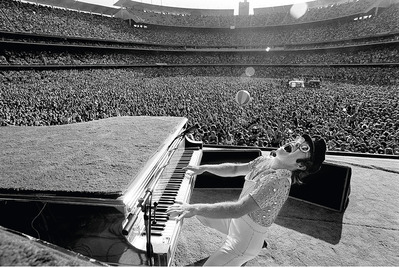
[0,0,398,266]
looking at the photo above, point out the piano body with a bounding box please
[0,116,202,266]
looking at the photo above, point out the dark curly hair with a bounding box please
[291,158,314,185]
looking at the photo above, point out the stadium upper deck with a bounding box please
[19,0,399,29]
[118,0,380,28]
[1,0,399,48]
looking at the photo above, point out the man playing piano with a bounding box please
[167,134,326,266]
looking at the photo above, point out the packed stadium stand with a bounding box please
[0,0,398,155]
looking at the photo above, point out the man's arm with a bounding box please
[184,162,251,177]
[167,195,259,221]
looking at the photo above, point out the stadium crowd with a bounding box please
[1,68,398,155]
[0,0,398,155]
[1,45,398,67]
[1,0,398,47]
[130,0,378,27]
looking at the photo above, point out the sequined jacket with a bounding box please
[239,156,292,227]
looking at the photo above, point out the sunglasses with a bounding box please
[283,136,311,153]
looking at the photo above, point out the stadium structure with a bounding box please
[0,0,398,266]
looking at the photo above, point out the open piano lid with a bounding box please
[0,116,188,207]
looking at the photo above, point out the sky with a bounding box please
[79,0,315,14]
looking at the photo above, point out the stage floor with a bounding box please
[173,154,399,266]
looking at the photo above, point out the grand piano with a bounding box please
[0,116,203,266]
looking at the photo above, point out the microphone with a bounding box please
[181,124,200,135]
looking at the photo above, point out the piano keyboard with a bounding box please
[126,144,202,266]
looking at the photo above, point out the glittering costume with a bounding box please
[197,156,291,266]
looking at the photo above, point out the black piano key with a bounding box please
[173,171,186,174]
[167,184,181,188]
[156,205,170,209]
[168,180,183,183]
[173,179,184,183]
[154,220,168,224]
[165,182,181,185]
[158,199,174,203]
[150,231,163,236]
[161,193,177,197]
[158,197,175,201]
[158,201,174,205]
[165,174,184,179]
[162,193,177,196]
[152,225,165,229]
[157,200,173,204]
[162,181,182,185]
[142,231,163,236]
[167,181,182,184]
[165,182,181,186]
[164,188,179,191]
[151,223,165,227]
[162,189,178,192]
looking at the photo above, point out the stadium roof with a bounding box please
[114,0,234,16]
[24,0,120,16]
[22,0,398,17]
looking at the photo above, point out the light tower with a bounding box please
[239,0,249,16]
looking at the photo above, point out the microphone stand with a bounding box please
[138,189,158,266]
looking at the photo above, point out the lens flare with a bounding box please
[245,67,255,77]
[290,2,308,19]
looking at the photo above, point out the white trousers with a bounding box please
[197,215,268,266]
